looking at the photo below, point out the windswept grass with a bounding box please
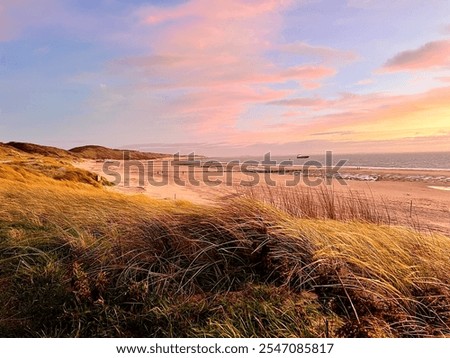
[69,145,168,160]
[0,160,449,337]
[6,142,76,159]
[239,184,393,225]
[0,156,110,188]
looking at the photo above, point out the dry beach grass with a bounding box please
[0,149,450,337]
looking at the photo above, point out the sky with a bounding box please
[0,0,449,155]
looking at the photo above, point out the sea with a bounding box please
[206,152,450,170]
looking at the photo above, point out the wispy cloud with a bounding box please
[2,0,449,153]
[83,0,337,139]
[279,41,359,65]
[311,130,353,136]
[238,86,450,147]
[355,78,374,86]
[143,0,292,25]
[380,40,450,72]
[267,97,329,107]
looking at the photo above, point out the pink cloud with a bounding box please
[100,0,337,139]
[268,97,329,107]
[113,57,334,90]
[144,0,291,25]
[139,0,293,56]
[234,86,450,146]
[356,78,374,85]
[281,65,336,80]
[380,40,450,72]
[129,0,291,84]
[280,65,336,89]
[170,86,291,134]
[280,41,359,64]
[267,91,406,112]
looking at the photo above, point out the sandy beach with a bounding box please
[75,159,450,235]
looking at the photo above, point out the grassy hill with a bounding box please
[0,144,111,187]
[0,143,30,158]
[6,141,77,159]
[2,142,168,161]
[69,145,168,160]
[0,147,449,337]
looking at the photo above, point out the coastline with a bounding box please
[75,159,450,235]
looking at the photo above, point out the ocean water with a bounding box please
[206,152,450,170]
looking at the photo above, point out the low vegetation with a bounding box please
[6,141,77,159]
[0,148,449,337]
[69,145,168,160]
[0,156,109,188]
[240,185,393,225]
[2,141,166,161]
